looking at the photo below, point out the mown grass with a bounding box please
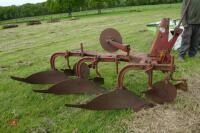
[0,3,200,133]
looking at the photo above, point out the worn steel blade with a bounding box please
[11,70,73,84]
[33,78,107,95]
[66,89,154,111]
[144,81,177,104]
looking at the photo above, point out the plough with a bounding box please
[11,18,188,111]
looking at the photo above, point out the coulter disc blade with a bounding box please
[144,81,177,104]
[33,78,107,95]
[66,89,154,111]
[11,70,72,84]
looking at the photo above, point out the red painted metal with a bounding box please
[150,18,182,64]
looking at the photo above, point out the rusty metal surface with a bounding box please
[144,81,177,104]
[11,70,70,84]
[66,89,154,111]
[100,28,122,52]
[34,78,107,95]
[79,63,90,79]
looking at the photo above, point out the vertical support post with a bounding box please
[80,43,84,57]
[65,51,71,69]
[147,70,153,89]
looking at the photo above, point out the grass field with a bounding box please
[1,3,200,133]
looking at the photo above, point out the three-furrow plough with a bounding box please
[11,18,187,111]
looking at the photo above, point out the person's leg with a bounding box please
[188,25,200,57]
[179,25,192,59]
[195,25,200,51]
[197,26,200,50]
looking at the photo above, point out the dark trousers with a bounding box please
[179,24,200,57]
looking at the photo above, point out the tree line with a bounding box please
[0,0,182,21]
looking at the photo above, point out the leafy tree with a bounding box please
[0,0,183,21]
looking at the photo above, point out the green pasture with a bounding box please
[0,3,200,133]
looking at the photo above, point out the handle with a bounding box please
[176,0,192,28]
